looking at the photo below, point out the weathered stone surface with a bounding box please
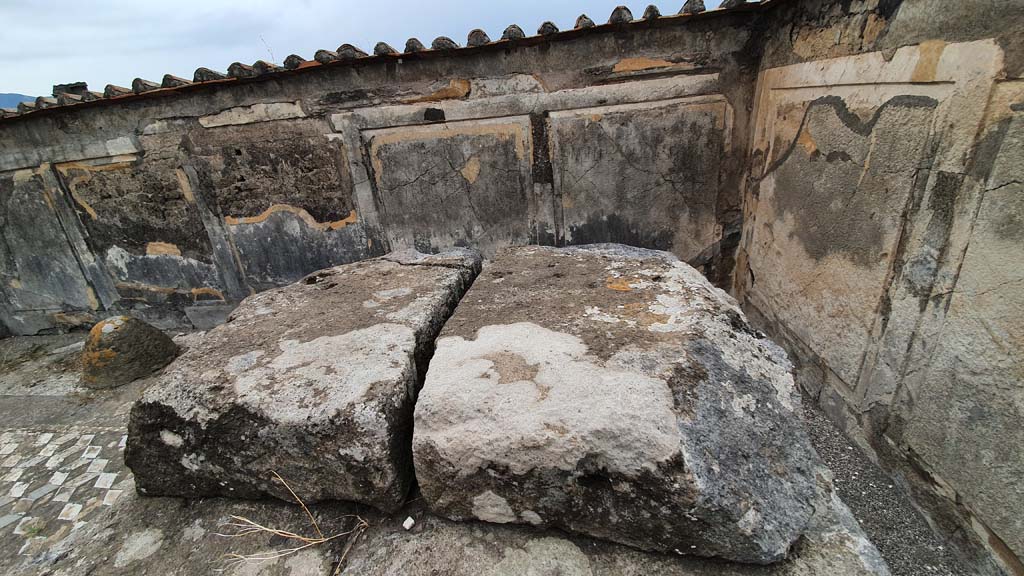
[125,249,481,511]
[364,118,533,257]
[551,98,726,263]
[896,103,1024,562]
[0,327,892,576]
[414,245,821,564]
[187,116,373,290]
[81,316,178,389]
[0,168,105,334]
[12,474,888,576]
[740,34,1022,574]
[344,480,888,576]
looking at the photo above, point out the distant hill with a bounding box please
[0,93,36,108]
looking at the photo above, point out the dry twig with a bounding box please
[213,471,369,572]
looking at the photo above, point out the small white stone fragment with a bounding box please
[58,503,83,521]
[103,489,124,505]
[402,516,415,530]
[9,482,28,498]
[159,430,184,448]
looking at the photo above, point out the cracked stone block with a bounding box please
[126,249,481,512]
[413,245,822,563]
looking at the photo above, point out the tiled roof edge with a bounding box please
[0,2,769,124]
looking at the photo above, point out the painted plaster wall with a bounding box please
[735,1,1024,574]
[0,12,759,336]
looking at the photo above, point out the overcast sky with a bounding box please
[2,0,722,96]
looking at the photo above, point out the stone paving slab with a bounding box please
[125,249,481,511]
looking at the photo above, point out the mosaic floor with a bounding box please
[0,332,146,566]
[0,428,131,545]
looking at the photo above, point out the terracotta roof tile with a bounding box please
[682,0,707,13]
[336,44,368,59]
[431,36,459,50]
[227,62,255,78]
[56,93,83,106]
[537,21,559,35]
[575,14,596,29]
[161,74,192,88]
[132,78,161,94]
[104,84,132,98]
[252,60,282,75]
[467,29,491,47]
[314,49,339,64]
[374,42,399,56]
[609,6,634,24]
[52,82,89,97]
[193,67,227,82]
[501,25,526,41]
[284,54,308,69]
